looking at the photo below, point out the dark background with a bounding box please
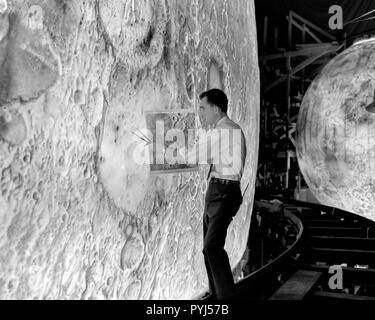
[254,0,375,197]
[255,0,375,51]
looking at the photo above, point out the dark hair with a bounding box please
[199,88,228,114]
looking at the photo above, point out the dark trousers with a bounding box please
[203,179,243,300]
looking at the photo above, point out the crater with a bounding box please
[98,0,167,70]
[120,234,144,271]
[0,109,27,145]
[207,58,224,90]
[125,280,141,299]
[138,25,155,53]
[0,9,59,106]
[0,0,7,13]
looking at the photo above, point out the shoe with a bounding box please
[199,291,217,300]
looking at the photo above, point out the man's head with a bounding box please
[199,88,228,127]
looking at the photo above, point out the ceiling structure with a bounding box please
[255,0,375,52]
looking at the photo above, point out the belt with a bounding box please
[209,177,240,186]
[209,171,240,182]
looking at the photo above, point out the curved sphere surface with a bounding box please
[297,39,375,220]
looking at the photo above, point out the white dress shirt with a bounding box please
[179,115,247,181]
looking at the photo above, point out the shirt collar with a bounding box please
[215,115,228,128]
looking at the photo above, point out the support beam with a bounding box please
[288,17,321,43]
[269,270,322,300]
[274,27,278,49]
[310,247,375,266]
[313,291,375,300]
[303,219,356,228]
[263,16,268,49]
[305,227,366,237]
[290,115,298,122]
[290,11,336,41]
[309,236,375,250]
[261,44,339,61]
[265,50,332,92]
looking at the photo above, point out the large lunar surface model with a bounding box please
[296,39,375,220]
[0,0,259,299]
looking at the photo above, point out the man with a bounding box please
[181,88,247,300]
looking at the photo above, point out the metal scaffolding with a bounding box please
[258,11,343,194]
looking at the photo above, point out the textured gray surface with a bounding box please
[297,39,375,220]
[0,0,259,299]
